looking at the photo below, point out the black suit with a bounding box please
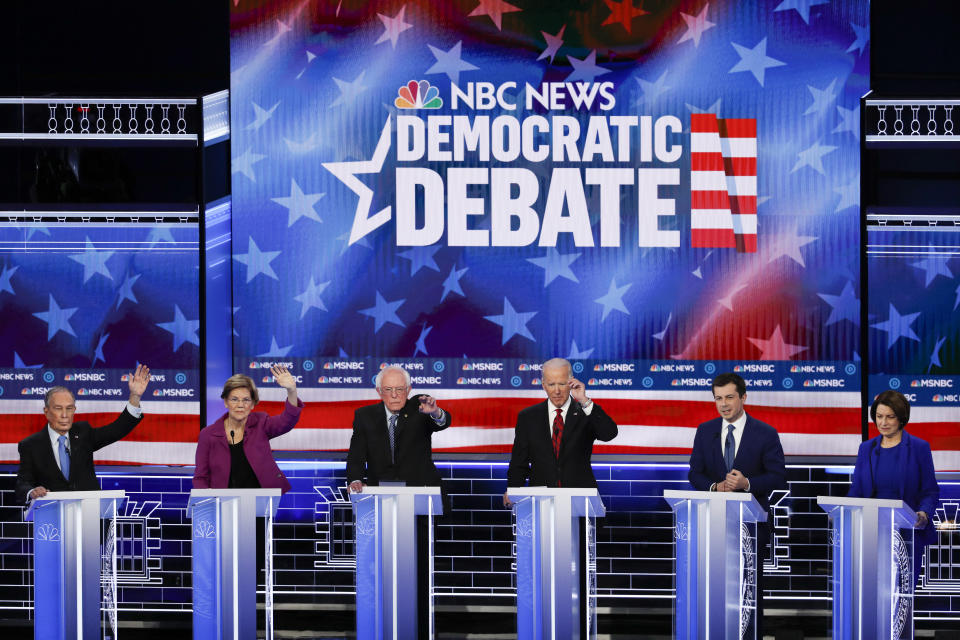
[507,399,618,488]
[346,396,450,640]
[346,397,451,487]
[14,408,143,504]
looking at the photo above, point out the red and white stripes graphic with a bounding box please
[690,114,758,253]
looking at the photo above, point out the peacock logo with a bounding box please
[395,80,443,109]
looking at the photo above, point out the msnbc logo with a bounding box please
[77,388,88,396]
[261,376,272,383]
[933,394,944,402]
[587,378,598,385]
[910,380,920,387]
[733,365,743,372]
[518,364,532,371]
[318,376,329,383]
[323,362,334,369]
[790,365,800,372]
[248,362,258,369]
[395,80,442,109]
[649,364,661,372]
[456,377,467,385]
[532,378,541,385]
[670,379,681,386]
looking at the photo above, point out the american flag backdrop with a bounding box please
[223,0,887,464]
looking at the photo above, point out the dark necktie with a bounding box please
[58,435,71,481]
[724,424,736,473]
[552,408,563,458]
[388,414,398,463]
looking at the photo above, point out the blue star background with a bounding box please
[230,0,869,364]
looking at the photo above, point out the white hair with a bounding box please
[375,365,412,390]
[541,357,572,376]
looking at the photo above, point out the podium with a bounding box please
[507,487,605,640]
[663,490,767,640]
[188,488,281,640]
[26,490,126,640]
[818,496,917,640]
[350,486,443,640]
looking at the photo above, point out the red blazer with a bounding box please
[193,399,303,494]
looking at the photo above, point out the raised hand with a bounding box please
[271,364,298,404]
[128,364,150,405]
[418,394,442,418]
[568,378,588,404]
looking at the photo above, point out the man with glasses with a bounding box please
[346,364,451,640]
[346,364,450,493]
[14,364,151,504]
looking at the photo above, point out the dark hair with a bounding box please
[870,390,910,428]
[711,372,746,397]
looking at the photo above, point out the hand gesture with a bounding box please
[418,394,441,418]
[568,378,588,404]
[271,364,296,390]
[349,480,365,493]
[503,491,513,507]
[724,469,749,492]
[916,511,929,529]
[128,364,150,404]
[29,487,49,501]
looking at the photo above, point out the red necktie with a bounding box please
[552,408,563,458]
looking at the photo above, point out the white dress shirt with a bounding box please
[545,396,594,437]
[714,411,750,491]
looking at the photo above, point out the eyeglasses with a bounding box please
[380,386,408,396]
[227,397,253,406]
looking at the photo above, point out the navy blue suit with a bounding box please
[688,414,787,513]
[848,430,939,546]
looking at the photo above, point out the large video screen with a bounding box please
[229,0,868,456]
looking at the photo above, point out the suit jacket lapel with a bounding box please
[539,401,555,453]
[731,417,752,472]
[43,427,69,482]
[559,401,583,457]
[710,420,726,477]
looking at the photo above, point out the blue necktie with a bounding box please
[724,424,736,473]
[388,414,398,463]
[58,435,70,481]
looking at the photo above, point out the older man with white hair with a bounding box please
[346,364,450,493]
[504,357,618,506]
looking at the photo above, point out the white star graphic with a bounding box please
[258,337,294,357]
[116,272,141,310]
[323,116,393,245]
[729,38,785,87]
[441,265,468,302]
[33,294,78,341]
[774,0,829,25]
[871,304,921,349]
[359,291,406,333]
[833,105,859,138]
[652,312,672,341]
[294,277,330,318]
[594,278,631,321]
[687,97,722,114]
[847,22,869,56]
[537,25,566,63]
[426,41,479,84]
[484,297,537,345]
[232,148,267,183]
[910,257,953,287]
[246,101,280,131]
[567,339,594,359]
[468,0,522,30]
[331,70,369,108]
[803,78,838,117]
[747,326,807,360]
[566,50,612,83]
[818,281,860,326]
[233,236,281,282]
[398,246,441,277]
[271,179,325,227]
[677,4,715,48]
[375,5,413,49]
[93,333,109,365]
[791,140,837,175]
[527,248,581,286]
[414,324,432,357]
[833,180,859,212]
[0,263,18,295]
[635,70,671,105]
[68,237,114,284]
[156,304,200,352]
[765,226,817,267]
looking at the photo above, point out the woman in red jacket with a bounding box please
[193,364,302,493]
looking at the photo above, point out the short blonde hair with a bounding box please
[220,374,259,405]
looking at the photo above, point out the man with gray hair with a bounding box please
[346,364,451,493]
[504,357,618,505]
[14,364,151,504]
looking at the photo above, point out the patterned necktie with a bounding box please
[388,414,398,464]
[552,408,564,458]
[724,424,736,473]
[58,434,71,481]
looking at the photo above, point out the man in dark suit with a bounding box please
[346,364,450,640]
[688,371,786,636]
[346,365,450,491]
[15,364,151,504]
[504,357,618,499]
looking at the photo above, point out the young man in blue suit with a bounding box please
[688,372,787,635]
